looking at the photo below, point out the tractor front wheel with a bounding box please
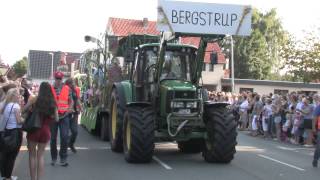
[202,106,237,163]
[123,106,155,163]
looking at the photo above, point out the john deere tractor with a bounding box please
[103,33,237,163]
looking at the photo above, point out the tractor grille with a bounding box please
[167,90,196,99]
[166,90,197,113]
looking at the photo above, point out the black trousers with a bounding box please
[0,129,23,178]
[69,113,79,146]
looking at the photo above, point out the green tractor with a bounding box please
[104,33,237,163]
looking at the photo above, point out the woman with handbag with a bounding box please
[24,82,58,180]
[0,88,23,180]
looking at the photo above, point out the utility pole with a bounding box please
[48,52,54,79]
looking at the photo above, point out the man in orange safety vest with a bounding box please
[50,71,74,167]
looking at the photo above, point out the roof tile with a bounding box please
[108,17,160,36]
[107,18,226,64]
[181,37,226,64]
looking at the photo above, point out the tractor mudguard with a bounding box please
[126,102,152,108]
[203,101,230,109]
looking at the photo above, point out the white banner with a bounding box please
[157,0,252,36]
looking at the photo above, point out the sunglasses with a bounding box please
[55,78,62,80]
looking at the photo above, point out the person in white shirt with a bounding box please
[239,95,249,130]
[0,88,23,180]
[262,98,273,138]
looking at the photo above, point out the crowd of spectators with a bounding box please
[208,90,319,146]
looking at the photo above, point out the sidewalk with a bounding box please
[240,130,316,149]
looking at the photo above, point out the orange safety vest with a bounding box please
[317,116,320,130]
[51,85,70,114]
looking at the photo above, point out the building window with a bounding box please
[274,89,289,95]
[202,63,206,71]
[239,88,253,93]
[209,64,214,72]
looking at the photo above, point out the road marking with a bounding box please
[153,156,172,170]
[236,146,265,152]
[258,154,305,171]
[277,146,313,151]
[19,145,110,151]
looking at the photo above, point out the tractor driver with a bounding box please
[161,56,176,79]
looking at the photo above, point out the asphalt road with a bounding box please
[13,126,320,180]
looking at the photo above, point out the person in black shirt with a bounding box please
[65,78,82,153]
[21,78,31,105]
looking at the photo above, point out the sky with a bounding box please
[0,0,319,65]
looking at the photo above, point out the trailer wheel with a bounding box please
[123,106,154,163]
[100,114,109,141]
[177,139,204,153]
[109,90,124,152]
[202,106,237,163]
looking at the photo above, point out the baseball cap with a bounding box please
[54,71,64,79]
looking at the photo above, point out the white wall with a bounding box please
[201,63,225,91]
[234,84,319,95]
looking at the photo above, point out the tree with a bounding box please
[223,8,288,80]
[281,29,320,82]
[13,56,27,77]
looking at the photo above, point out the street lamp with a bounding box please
[225,35,235,93]
[48,52,54,79]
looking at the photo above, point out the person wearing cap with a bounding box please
[50,71,74,167]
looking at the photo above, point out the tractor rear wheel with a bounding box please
[177,139,204,153]
[108,90,124,152]
[202,106,237,163]
[123,106,155,163]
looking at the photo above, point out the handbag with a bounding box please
[0,104,19,152]
[22,108,41,133]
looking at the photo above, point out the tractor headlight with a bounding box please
[186,102,197,108]
[171,102,185,108]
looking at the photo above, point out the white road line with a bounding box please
[258,154,305,171]
[277,146,314,151]
[153,156,172,170]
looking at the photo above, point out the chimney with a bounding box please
[143,18,148,28]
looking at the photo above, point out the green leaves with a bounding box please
[226,8,287,80]
[281,30,320,82]
[225,7,319,83]
[13,56,27,78]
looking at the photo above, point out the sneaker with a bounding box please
[51,159,57,166]
[313,160,318,168]
[69,144,77,153]
[60,161,69,167]
[11,176,18,180]
[303,144,313,148]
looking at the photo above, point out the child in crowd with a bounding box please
[291,110,302,144]
[262,98,273,138]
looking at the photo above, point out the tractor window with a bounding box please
[145,51,157,83]
[132,52,140,84]
[161,51,192,81]
[146,51,157,66]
